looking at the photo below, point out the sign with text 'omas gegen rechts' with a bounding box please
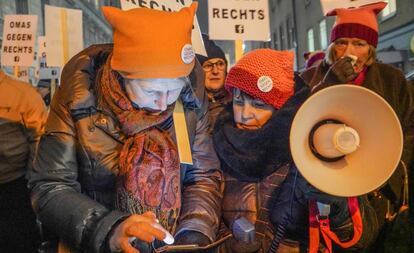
[208,0,270,41]
[120,0,207,56]
[1,15,38,67]
[320,0,381,15]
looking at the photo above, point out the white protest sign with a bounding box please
[208,0,270,41]
[45,5,83,67]
[320,0,381,15]
[37,36,61,80]
[120,0,207,56]
[38,36,47,59]
[1,15,38,67]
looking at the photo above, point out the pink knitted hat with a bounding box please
[225,49,294,109]
[327,1,387,47]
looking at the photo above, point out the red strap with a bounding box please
[309,200,320,253]
[308,197,363,253]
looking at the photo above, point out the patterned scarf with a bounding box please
[97,55,181,232]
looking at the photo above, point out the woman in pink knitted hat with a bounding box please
[213,49,379,253]
[301,2,414,252]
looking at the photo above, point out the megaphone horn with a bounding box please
[290,85,403,197]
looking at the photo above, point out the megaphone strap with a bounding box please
[309,119,346,162]
[308,197,363,253]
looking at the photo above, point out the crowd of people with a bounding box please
[1,1,414,253]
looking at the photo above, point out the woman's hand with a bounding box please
[109,212,167,253]
[311,57,358,94]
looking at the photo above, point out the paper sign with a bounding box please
[320,0,381,15]
[36,36,61,80]
[45,5,83,67]
[120,0,207,56]
[208,0,270,41]
[1,15,38,67]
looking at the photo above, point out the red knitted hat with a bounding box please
[328,2,387,47]
[225,49,294,109]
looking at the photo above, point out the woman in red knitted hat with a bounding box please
[301,2,414,252]
[213,49,379,253]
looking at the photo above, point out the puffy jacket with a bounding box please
[28,44,223,253]
[0,70,47,184]
[218,164,290,253]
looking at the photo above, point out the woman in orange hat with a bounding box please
[28,3,223,253]
[213,49,379,253]
[301,2,414,251]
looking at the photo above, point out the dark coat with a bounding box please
[301,61,414,252]
[28,44,223,253]
[207,89,232,134]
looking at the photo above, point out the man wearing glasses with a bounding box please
[197,34,231,133]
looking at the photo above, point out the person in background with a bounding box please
[197,34,231,133]
[300,2,414,252]
[0,69,47,252]
[303,51,325,70]
[214,49,378,253]
[36,79,52,106]
[28,4,223,253]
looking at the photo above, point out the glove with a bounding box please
[174,231,212,253]
[304,185,351,228]
[270,168,309,242]
[174,231,211,246]
[230,238,261,253]
[311,57,358,94]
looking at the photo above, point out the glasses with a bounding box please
[202,60,226,72]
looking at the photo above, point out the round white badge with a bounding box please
[257,76,273,93]
[181,44,195,64]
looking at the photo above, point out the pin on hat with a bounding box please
[257,76,273,93]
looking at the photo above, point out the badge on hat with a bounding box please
[257,76,273,93]
[181,44,195,64]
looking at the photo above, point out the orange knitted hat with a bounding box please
[225,49,294,109]
[327,2,387,47]
[102,3,197,79]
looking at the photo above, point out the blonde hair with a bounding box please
[325,43,376,66]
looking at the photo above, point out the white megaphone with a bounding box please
[290,85,403,197]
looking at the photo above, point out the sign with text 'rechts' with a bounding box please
[1,15,38,67]
[120,0,207,56]
[208,0,270,41]
[320,0,381,15]
[45,5,83,67]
